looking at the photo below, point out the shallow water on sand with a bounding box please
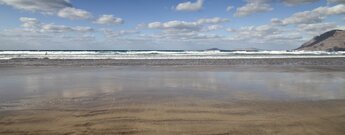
[1,66,345,104]
[1,66,345,135]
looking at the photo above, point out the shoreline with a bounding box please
[1,57,345,66]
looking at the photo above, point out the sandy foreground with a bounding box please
[1,97,345,135]
[0,59,345,135]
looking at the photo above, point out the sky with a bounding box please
[0,0,344,50]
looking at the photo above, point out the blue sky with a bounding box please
[0,0,344,50]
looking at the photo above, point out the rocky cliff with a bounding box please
[296,30,345,51]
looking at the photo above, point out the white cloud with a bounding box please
[228,25,281,39]
[18,17,94,33]
[71,26,94,33]
[233,0,328,17]
[234,0,273,17]
[41,24,73,33]
[327,0,345,4]
[147,17,228,30]
[0,29,98,50]
[94,15,124,25]
[313,4,345,15]
[20,17,40,28]
[272,4,345,25]
[148,21,200,31]
[197,17,229,24]
[0,0,93,20]
[206,25,223,31]
[271,11,324,25]
[102,29,138,38]
[227,24,303,43]
[2,1,344,50]
[265,33,303,41]
[0,0,71,14]
[57,7,92,20]
[40,24,93,33]
[297,23,338,35]
[144,17,228,41]
[282,0,319,5]
[230,3,345,45]
[144,31,221,40]
[60,34,95,42]
[226,6,233,11]
[0,17,99,49]
[175,0,203,11]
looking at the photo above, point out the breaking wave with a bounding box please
[0,50,345,59]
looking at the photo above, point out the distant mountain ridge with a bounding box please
[296,29,345,51]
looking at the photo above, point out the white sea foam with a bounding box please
[0,50,344,59]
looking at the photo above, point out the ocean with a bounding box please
[1,50,345,60]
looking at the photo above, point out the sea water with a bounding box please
[0,50,345,59]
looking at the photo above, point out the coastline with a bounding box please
[1,57,345,66]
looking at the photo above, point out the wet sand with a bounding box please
[2,57,345,66]
[0,65,345,135]
[1,98,345,135]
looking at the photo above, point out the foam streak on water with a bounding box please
[0,50,345,60]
